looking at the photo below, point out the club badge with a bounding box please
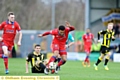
[12,25,14,28]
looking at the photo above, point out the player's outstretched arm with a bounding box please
[38,34,43,37]
[38,31,52,37]
[65,21,71,27]
[65,21,75,31]
[25,61,29,73]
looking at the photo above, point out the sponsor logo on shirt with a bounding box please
[6,30,14,33]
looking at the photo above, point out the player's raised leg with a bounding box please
[44,51,58,74]
[44,44,59,75]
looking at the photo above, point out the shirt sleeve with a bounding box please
[112,32,115,36]
[15,22,21,31]
[69,33,74,42]
[82,35,85,41]
[69,26,75,31]
[66,26,75,32]
[98,30,106,40]
[42,29,55,36]
[0,22,5,30]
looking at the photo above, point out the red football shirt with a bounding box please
[42,26,75,46]
[0,21,21,42]
[82,33,94,46]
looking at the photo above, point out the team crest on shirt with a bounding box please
[55,44,58,47]
[12,25,14,28]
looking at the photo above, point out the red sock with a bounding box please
[84,58,87,62]
[57,60,66,67]
[84,56,89,63]
[47,56,56,66]
[3,57,8,70]
[86,58,90,65]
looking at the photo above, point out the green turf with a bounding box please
[0,58,120,80]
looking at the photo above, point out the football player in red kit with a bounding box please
[82,28,94,67]
[38,21,75,74]
[0,12,22,74]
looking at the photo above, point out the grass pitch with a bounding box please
[0,58,120,80]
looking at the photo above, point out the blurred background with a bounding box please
[0,0,120,62]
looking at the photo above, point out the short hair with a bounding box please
[7,12,14,16]
[108,22,114,25]
[34,44,40,48]
[59,25,65,30]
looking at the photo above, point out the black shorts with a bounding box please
[32,63,45,73]
[100,46,110,54]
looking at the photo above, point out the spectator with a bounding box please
[109,45,118,61]
[118,23,120,38]
[116,44,120,53]
[113,23,120,38]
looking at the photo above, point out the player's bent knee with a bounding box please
[61,55,67,61]
[63,58,67,61]
[39,63,46,69]
[53,50,59,56]
[2,46,8,55]
[4,53,8,57]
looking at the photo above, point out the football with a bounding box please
[49,62,56,70]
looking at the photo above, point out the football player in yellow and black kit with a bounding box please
[26,44,46,73]
[94,22,115,70]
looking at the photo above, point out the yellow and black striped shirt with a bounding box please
[98,29,115,47]
[26,51,44,67]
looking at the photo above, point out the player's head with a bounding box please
[34,44,41,53]
[86,28,90,33]
[7,12,15,23]
[58,25,65,36]
[107,22,114,30]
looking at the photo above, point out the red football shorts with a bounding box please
[51,44,67,56]
[84,45,91,54]
[2,40,14,51]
